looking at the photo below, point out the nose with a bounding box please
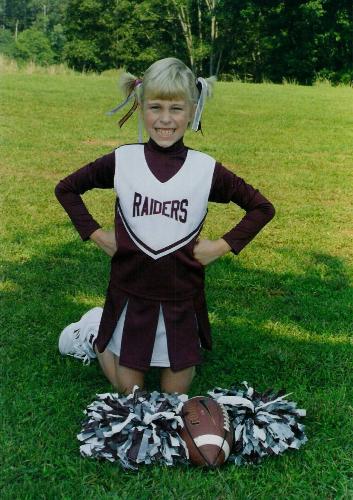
[159,109,172,124]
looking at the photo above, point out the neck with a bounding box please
[147,136,185,153]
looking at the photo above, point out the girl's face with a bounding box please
[143,97,194,148]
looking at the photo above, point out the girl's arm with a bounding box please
[193,162,275,265]
[193,238,231,265]
[54,152,116,250]
[89,228,117,257]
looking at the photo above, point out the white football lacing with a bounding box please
[220,403,231,432]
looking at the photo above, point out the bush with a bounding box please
[49,24,67,63]
[218,72,239,82]
[314,68,353,86]
[15,28,55,65]
[63,39,102,72]
[0,29,17,59]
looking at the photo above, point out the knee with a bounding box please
[161,380,190,394]
[160,366,196,394]
[115,380,143,396]
[114,364,145,396]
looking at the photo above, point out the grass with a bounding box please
[1,65,352,499]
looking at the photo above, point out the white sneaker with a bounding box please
[59,307,103,365]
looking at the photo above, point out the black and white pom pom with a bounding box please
[208,381,307,465]
[77,386,189,471]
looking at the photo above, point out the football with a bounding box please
[180,396,233,467]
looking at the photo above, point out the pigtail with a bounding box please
[106,71,144,142]
[119,71,143,103]
[204,75,217,99]
[107,58,215,140]
[191,75,217,132]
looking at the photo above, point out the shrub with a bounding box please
[15,28,55,65]
[63,39,102,72]
[0,29,17,59]
[218,73,239,82]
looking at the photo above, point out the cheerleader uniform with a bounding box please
[55,137,275,372]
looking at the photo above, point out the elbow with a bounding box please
[257,201,275,222]
[267,203,276,221]
[54,181,64,201]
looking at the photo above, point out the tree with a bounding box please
[15,27,55,64]
[49,22,66,62]
[170,0,195,70]
[113,0,186,74]
[0,0,37,33]
[0,0,351,83]
[314,0,353,83]
[203,0,222,75]
[0,28,16,57]
[169,0,232,77]
[63,0,117,71]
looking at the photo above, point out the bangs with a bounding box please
[144,78,190,103]
[141,58,198,104]
[145,87,188,102]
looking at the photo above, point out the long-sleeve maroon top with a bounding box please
[54,137,275,369]
[55,137,275,250]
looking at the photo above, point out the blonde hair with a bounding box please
[119,57,215,107]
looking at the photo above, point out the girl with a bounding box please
[55,57,275,396]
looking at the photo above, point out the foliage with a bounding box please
[0,28,17,58]
[0,0,352,83]
[63,0,117,72]
[113,0,185,74]
[15,27,55,64]
[48,23,66,62]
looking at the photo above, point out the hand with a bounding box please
[90,228,118,257]
[193,238,231,266]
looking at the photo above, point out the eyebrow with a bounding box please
[147,101,186,106]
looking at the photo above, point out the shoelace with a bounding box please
[68,329,96,366]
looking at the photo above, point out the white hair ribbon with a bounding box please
[138,111,144,144]
[106,80,144,142]
[191,77,208,132]
[106,92,135,116]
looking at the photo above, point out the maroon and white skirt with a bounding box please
[95,286,212,373]
[108,302,172,367]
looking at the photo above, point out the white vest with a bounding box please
[114,144,215,260]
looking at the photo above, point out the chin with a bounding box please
[153,136,178,147]
[156,140,175,147]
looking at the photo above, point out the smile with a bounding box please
[155,128,175,137]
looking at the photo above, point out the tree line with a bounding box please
[1,0,352,84]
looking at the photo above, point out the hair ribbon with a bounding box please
[191,77,208,133]
[107,76,208,141]
[106,79,144,143]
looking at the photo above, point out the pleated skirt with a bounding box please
[108,301,171,367]
[95,286,212,372]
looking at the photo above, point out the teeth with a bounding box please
[156,129,174,137]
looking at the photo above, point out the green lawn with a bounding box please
[1,69,352,499]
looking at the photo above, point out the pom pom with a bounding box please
[208,381,307,465]
[77,386,189,471]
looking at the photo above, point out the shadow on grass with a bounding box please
[2,233,352,398]
[202,250,352,391]
[2,233,353,495]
